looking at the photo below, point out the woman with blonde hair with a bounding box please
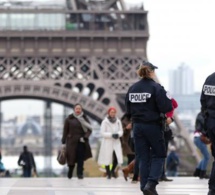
[98,107,123,179]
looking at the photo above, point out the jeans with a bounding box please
[133,123,166,191]
[166,170,177,177]
[194,136,210,171]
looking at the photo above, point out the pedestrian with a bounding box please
[121,113,139,183]
[17,145,36,177]
[160,98,178,182]
[0,150,11,177]
[122,98,178,183]
[193,109,210,179]
[121,113,134,165]
[98,107,123,179]
[200,72,215,195]
[166,145,179,177]
[125,61,172,195]
[61,103,92,179]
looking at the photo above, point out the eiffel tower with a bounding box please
[0,0,199,174]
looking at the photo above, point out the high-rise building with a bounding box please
[169,63,194,95]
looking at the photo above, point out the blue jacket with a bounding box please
[0,161,5,171]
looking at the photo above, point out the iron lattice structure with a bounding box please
[0,56,145,121]
[0,0,200,173]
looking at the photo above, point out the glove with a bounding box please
[112,134,119,139]
[80,137,85,143]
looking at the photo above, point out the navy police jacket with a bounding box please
[201,72,215,118]
[125,78,173,123]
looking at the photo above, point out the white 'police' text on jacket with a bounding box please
[129,93,151,103]
[203,85,215,96]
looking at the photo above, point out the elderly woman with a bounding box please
[98,107,123,179]
[62,103,92,179]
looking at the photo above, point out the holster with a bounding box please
[160,113,167,132]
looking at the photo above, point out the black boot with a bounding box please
[105,166,111,179]
[111,170,117,178]
[67,165,74,179]
[159,176,173,182]
[199,170,209,179]
[193,168,200,177]
[143,181,158,195]
[208,189,215,195]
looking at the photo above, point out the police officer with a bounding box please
[200,72,215,195]
[125,62,172,195]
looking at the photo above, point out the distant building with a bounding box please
[15,117,43,147]
[173,92,201,131]
[169,63,194,95]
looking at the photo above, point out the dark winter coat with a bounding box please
[121,115,134,156]
[61,114,92,166]
[18,151,36,169]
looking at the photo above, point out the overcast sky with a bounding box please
[126,0,215,92]
[2,0,215,119]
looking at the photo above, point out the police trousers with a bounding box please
[133,123,166,191]
[207,117,215,191]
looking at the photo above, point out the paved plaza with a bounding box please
[0,177,209,195]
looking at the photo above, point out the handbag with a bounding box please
[200,134,211,145]
[57,146,66,165]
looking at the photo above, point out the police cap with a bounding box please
[142,61,158,70]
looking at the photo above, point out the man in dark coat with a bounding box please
[18,145,36,177]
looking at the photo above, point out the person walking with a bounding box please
[166,145,179,177]
[125,61,172,195]
[122,98,178,183]
[0,150,10,177]
[98,107,123,179]
[193,109,210,179]
[160,98,178,182]
[61,103,92,179]
[18,145,36,177]
[200,72,215,195]
[121,113,134,165]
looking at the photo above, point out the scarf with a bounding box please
[107,116,117,123]
[73,112,92,133]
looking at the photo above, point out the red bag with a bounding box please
[57,147,66,165]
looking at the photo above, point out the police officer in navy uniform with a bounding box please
[200,72,215,195]
[125,62,172,195]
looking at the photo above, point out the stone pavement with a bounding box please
[0,177,209,195]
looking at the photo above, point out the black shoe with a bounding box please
[208,189,215,195]
[105,166,111,179]
[77,175,84,179]
[67,171,72,179]
[111,171,117,178]
[159,177,173,182]
[143,181,158,195]
[199,170,209,179]
[193,168,201,177]
[67,165,74,179]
